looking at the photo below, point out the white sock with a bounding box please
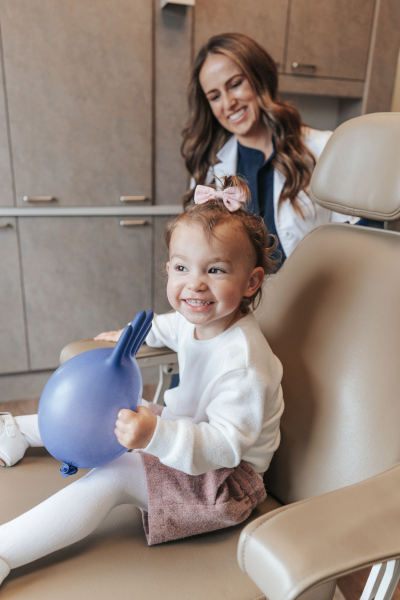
[0,557,10,586]
[0,451,148,570]
[15,414,43,447]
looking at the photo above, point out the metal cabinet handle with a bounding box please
[0,222,12,229]
[119,219,148,226]
[23,196,56,203]
[119,196,148,203]
[291,62,317,73]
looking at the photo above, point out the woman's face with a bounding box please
[199,52,265,144]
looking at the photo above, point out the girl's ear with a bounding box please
[166,261,170,274]
[243,267,264,297]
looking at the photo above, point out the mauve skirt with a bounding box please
[140,403,267,546]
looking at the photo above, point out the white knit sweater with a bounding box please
[143,312,284,476]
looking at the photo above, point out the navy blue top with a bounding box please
[237,141,285,266]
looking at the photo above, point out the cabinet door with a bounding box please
[0,218,29,373]
[285,0,375,80]
[0,41,14,207]
[0,0,152,207]
[194,0,289,69]
[19,216,152,370]
[155,6,192,206]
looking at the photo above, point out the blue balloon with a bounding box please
[38,310,153,476]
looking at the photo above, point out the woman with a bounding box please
[181,32,357,264]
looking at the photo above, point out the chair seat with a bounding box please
[0,448,281,599]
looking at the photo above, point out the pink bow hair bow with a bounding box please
[194,185,247,212]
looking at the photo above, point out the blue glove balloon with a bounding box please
[38,310,153,477]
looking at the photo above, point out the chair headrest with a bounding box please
[310,112,400,221]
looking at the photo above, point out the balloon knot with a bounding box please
[60,463,78,478]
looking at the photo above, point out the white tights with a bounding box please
[0,415,148,578]
[15,414,44,447]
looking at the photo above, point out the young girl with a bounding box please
[0,176,284,586]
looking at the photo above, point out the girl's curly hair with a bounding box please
[165,175,279,314]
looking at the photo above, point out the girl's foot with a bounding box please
[0,413,29,467]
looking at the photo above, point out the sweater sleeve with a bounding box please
[143,365,280,475]
[145,312,179,352]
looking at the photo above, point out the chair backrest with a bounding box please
[257,113,400,505]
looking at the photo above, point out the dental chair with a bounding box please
[1,112,400,600]
[239,111,400,600]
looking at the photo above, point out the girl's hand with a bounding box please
[94,329,124,342]
[114,406,157,450]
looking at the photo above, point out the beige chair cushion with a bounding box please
[1,448,281,599]
[310,112,400,220]
[256,223,400,504]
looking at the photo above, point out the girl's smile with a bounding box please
[183,299,213,310]
[166,222,264,340]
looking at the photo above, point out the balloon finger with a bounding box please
[117,408,133,421]
[114,428,126,443]
[115,420,128,434]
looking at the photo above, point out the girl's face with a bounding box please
[199,52,266,145]
[166,222,264,340]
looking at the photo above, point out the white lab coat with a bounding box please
[204,127,356,258]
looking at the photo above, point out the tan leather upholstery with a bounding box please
[60,338,116,363]
[239,464,400,600]
[257,224,400,503]
[310,112,400,220]
[239,113,400,600]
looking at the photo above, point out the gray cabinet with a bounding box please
[153,216,171,315]
[194,0,289,68]
[0,0,152,208]
[0,0,155,398]
[0,39,13,208]
[19,215,152,370]
[194,0,378,100]
[0,218,29,374]
[285,0,376,80]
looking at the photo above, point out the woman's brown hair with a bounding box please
[181,32,316,214]
[166,176,278,314]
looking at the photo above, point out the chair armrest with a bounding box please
[60,339,176,366]
[60,339,115,364]
[238,463,400,600]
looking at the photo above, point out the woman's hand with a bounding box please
[94,329,124,342]
[115,406,157,450]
